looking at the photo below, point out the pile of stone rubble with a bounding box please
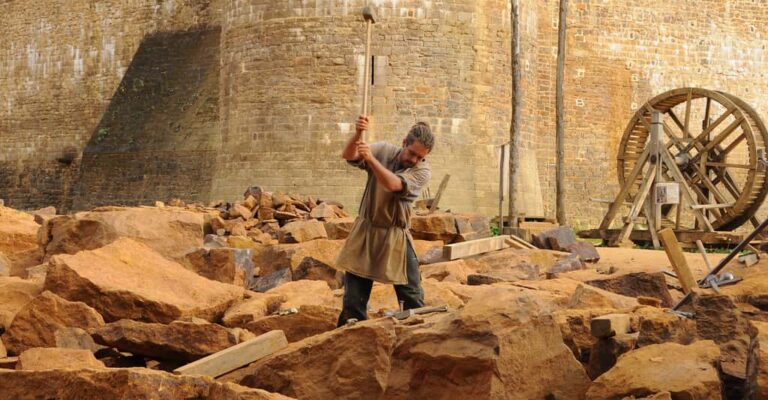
[1,191,768,399]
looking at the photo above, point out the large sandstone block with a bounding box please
[410,213,490,243]
[753,320,768,399]
[265,280,338,310]
[184,247,255,287]
[453,213,491,241]
[386,290,590,400]
[44,207,205,262]
[2,291,105,355]
[243,305,339,343]
[0,206,43,276]
[0,368,293,400]
[634,306,697,347]
[409,212,458,242]
[16,347,106,370]
[586,341,722,400]
[277,220,327,243]
[532,226,577,250]
[692,293,759,398]
[568,283,639,310]
[420,259,475,284]
[586,272,673,307]
[322,217,354,239]
[253,240,344,289]
[92,319,239,362]
[224,319,397,399]
[223,294,285,327]
[44,238,244,323]
[0,276,43,331]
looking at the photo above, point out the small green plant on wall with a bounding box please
[490,223,500,236]
[95,127,109,143]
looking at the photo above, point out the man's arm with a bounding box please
[341,115,368,161]
[357,141,404,192]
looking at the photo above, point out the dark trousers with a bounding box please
[336,242,424,327]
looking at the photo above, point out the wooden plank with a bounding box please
[174,330,288,378]
[504,237,527,250]
[658,228,697,294]
[505,235,536,250]
[444,235,510,260]
[578,228,745,246]
[690,202,735,210]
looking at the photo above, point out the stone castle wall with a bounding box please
[1,0,767,229]
[214,0,513,217]
[0,0,220,211]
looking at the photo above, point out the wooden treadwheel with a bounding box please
[617,88,768,231]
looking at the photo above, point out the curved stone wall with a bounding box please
[213,0,513,215]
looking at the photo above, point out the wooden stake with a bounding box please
[508,0,522,228]
[429,174,451,214]
[555,0,568,225]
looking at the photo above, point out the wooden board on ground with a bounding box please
[658,228,697,294]
[174,330,288,378]
[505,235,536,250]
[578,228,744,247]
[444,235,510,260]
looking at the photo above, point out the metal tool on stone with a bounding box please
[394,305,449,320]
[673,217,768,310]
[360,5,376,139]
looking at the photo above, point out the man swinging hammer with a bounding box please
[334,115,434,326]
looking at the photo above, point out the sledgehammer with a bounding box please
[360,6,377,128]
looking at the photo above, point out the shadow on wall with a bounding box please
[65,27,222,212]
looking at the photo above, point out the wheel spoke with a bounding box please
[682,106,736,153]
[690,117,744,164]
[706,162,754,169]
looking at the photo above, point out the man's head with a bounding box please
[400,122,434,168]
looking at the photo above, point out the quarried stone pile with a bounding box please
[1,193,767,399]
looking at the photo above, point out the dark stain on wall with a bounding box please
[65,27,221,211]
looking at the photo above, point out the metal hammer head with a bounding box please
[362,6,376,23]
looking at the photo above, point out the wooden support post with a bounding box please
[555,0,568,226]
[599,147,651,230]
[658,228,697,294]
[508,0,522,228]
[498,144,506,231]
[650,112,663,237]
[616,164,657,244]
[174,330,288,378]
[643,201,661,249]
[660,147,714,232]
